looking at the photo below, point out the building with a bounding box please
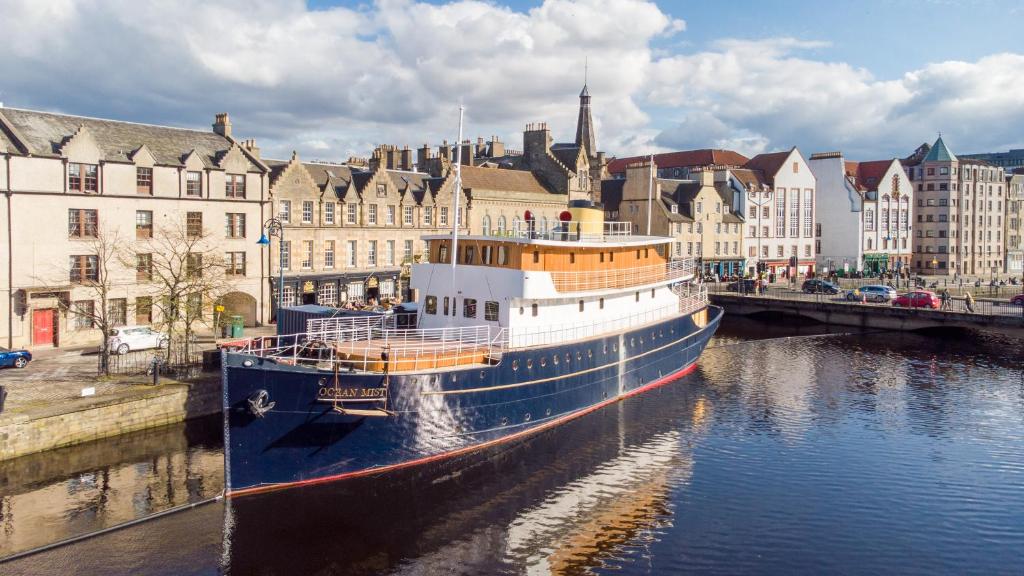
[1006,172,1024,275]
[739,148,817,278]
[808,153,913,275]
[602,161,745,276]
[902,137,1006,276]
[0,108,268,349]
[960,149,1024,170]
[607,149,749,180]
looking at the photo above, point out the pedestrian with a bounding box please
[964,291,975,313]
[939,288,951,310]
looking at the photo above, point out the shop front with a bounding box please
[863,253,890,274]
[703,258,746,278]
[271,269,403,316]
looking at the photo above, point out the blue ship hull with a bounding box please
[223,306,722,497]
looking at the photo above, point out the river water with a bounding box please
[2,316,1023,575]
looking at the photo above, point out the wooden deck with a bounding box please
[330,339,494,372]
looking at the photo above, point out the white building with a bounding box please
[809,153,913,275]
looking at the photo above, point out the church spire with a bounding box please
[575,65,596,159]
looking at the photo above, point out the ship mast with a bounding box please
[451,105,464,271]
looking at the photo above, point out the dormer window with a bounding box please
[670,204,678,214]
[186,171,203,197]
[136,167,153,195]
[69,163,98,193]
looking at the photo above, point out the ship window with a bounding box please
[630,337,635,347]
[635,292,640,302]
[484,301,499,321]
[463,246,475,264]
[600,253,605,263]
[480,370,486,380]
[609,252,614,262]
[553,354,559,365]
[527,358,533,369]
[524,413,531,422]
[603,344,608,355]
[540,356,547,367]
[579,300,584,312]
[651,288,656,298]
[587,349,593,359]
[576,350,582,361]
[533,250,539,264]
[498,246,508,266]
[545,408,552,417]
[443,296,450,315]
[463,298,477,318]
[425,296,437,314]
[636,249,641,259]
[612,343,617,352]
[565,352,571,364]
[569,253,575,264]
[531,303,538,317]
[482,245,493,265]
[512,359,519,371]
[501,417,509,426]
[645,248,649,258]
[439,244,449,263]
[519,306,525,315]
[599,297,604,309]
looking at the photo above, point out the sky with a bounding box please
[1,0,1022,163]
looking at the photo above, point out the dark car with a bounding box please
[0,347,32,368]
[801,279,840,294]
[1012,294,1024,306]
[726,279,758,293]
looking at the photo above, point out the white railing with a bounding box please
[508,219,633,242]
[548,258,695,293]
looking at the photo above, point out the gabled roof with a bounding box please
[0,107,244,168]
[550,143,582,170]
[458,165,554,196]
[923,136,957,162]
[608,149,749,175]
[743,150,792,183]
[728,168,767,190]
[844,159,896,192]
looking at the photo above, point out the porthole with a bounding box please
[451,374,458,382]
[527,358,534,369]
[501,417,509,426]
[670,327,675,335]
[576,351,582,361]
[587,349,593,359]
[540,356,547,367]
[480,370,486,380]
[612,343,618,352]
[651,331,655,340]
[524,413,532,422]
[603,344,608,355]
[640,337,644,346]
[318,377,327,385]
[659,330,664,338]
[553,355,560,366]
[512,359,519,371]
[565,352,571,363]
[630,337,636,348]
[545,408,552,417]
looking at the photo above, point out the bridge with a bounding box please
[707,286,1024,336]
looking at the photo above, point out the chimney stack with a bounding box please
[461,140,474,167]
[242,138,260,159]
[213,113,232,138]
[489,136,504,158]
[401,145,413,171]
[417,143,431,171]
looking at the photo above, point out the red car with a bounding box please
[1012,294,1024,306]
[892,290,940,309]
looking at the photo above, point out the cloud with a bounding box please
[0,0,1020,163]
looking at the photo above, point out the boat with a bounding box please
[222,201,723,497]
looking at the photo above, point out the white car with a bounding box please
[108,326,168,355]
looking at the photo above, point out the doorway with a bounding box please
[32,308,57,347]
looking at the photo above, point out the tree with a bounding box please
[134,221,229,360]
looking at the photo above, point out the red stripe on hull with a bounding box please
[227,360,698,499]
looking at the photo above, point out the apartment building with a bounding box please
[809,153,913,275]
[1006,172,1024,275]
[0,108,267,349]
[902,137,1006,275]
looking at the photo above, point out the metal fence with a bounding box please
[104,339,204,378]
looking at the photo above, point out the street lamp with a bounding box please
[748,187,771,279]
[257,217,285,319]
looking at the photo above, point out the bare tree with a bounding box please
[134,221,229,360]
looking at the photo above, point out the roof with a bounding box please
[0,107,241,168]
[728,168,767,190]
[923,136,957,162]
[607,149,749,175]
[853,160,892,191]
[743,150,792,182]
[458,165,554,196]
[550,143,582,170]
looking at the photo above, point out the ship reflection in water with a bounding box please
[5,317,1024,575]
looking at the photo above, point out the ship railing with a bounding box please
[506,287,708,348]
[547,258,695,293]
[508,219,633,242]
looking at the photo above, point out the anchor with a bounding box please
[247,389,276,417]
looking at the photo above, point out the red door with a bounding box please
[33,309,54,346]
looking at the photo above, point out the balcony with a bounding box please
[508,220,632,242]
[547,258,695,293]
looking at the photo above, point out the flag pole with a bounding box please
[646,153,654,235]
[451,104,464,270]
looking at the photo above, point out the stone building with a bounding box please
[606,148,750,180]
[902,136,1006,276]
[1005,172,1024,275]
[809,153,914,275]
[0,107,268,349]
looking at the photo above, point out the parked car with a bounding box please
[108,326,168,355]
[0,347,32,368]
[1012,294,1024,306]
[801,279,840,294]
[892,291,940,309]
[846,284,898,303]
[726,279,758,292]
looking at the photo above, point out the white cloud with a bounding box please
[0,0,1021,162]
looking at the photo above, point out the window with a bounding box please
[804,244,811,257]
[425,295,437,314]
[186,253,203,278]
[439,244,449,263]
[280,240,291,270]
[317,283,337,306]
[443,296,450,315]
[69,255,98,283]
[440,206,449,226]
[424,206,433,226]
[403,205,414,226]
[226,252,246,276]
[789,189,799,237]
[302,201,313,224]
[280,285,296,308]
[68,163,98,193]
[107,298,127,327]
[803,189,813,237]
[137,253,152,281]
[497,215,507,234]
[136,297,152,325]
[635,291,640,302]
[531,303,538,317]
[346,203,358,224]
[187,212,203,237]
[775,189,786,237]
[482,215,492,236]
[324,202,335,224]
[368,240,377,266]
[225,174,246,198]
[497,245,508,265]
[224,213,245,238]
[792,161,799,173]
[404,240,413,262]
[464,298,477,318]
[186,171,202,197]
[73,300,94,329]
[696,201,702,214]
[68,209,98,238]
[376,183,387,197]
[385,240,395,266]
[280,200,291,223]
[599,297,605,309]
[386,205,395,226]
[533,251,540,264]
[325,240,335,268]
[136,167,153,195]
[346,240,357,267]
[368,204,378,225]
[485,301,499,321]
